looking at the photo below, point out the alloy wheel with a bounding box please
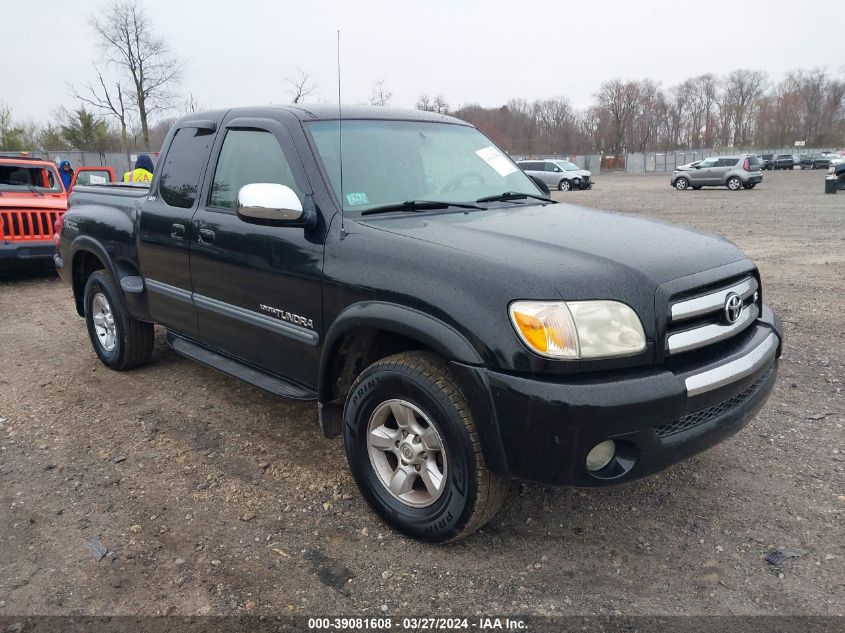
[366,399,447,508]
[91,292,117,352]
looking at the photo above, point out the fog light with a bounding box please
[586,440,616,472]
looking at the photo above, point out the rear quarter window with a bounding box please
[159,127,215,209]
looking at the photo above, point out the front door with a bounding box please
[138,123,218,337]
[691,158,718,185]
[189,116,323,389]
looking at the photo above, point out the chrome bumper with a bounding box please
[685,332,779,397]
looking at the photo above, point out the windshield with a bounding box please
[307,120,543,212]
[0,164,62,193]
[555,161,581,171]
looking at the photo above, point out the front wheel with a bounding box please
[674,177,690,191]
[558,179,571,191]
[727,176,742,191]
[84,270,155,370]
[343,351,509,542]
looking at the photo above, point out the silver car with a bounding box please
[671,154,763,191]
[517,159,592,191]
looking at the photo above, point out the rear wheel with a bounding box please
[343,351,509,542]
[558,179,571,192]
[839,175,845,191]
[84,270,154,370]
[743,182,757,190]
[692,185,702,190]
[674,177,690,191]
[727,176,742,191]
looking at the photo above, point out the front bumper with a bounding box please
[465,305,782,487]
[0,240,57,262]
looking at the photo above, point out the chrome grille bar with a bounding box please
[671,277,758,322]
[668,302,759,355]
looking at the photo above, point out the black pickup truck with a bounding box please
[56,106,782,542]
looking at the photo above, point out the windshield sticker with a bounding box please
[475,146,518,177]
[346,192,370,206]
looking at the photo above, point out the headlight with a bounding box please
[509,300,646,359]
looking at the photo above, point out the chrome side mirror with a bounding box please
[237,183,303,223]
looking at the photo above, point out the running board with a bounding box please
[166,332,317,401]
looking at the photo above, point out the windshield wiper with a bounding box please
[476,191,555,204]
[361,200,483,216]
[0,180,44,196]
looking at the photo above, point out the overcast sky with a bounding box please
[5,0,843,124]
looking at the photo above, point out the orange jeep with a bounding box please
[0,156,114,268]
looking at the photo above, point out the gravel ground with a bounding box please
[0,169,842,617]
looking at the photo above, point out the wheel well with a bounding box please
[71,250,105,316]
[321,328,433,404]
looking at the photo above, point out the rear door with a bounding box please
[137,121,218,337]
[189,114,323,388]
[713,158,738,184]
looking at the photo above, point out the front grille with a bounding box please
[0,209,61,240]
[666,275,760,356]
[655,363,774,438]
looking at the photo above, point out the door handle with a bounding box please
[170,223,185,240]
[198,228,215,245]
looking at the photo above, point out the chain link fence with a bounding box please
[623,147,838,174]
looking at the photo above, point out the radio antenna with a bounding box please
[337,29,345,234]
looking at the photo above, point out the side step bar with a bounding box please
[166,332,317,401]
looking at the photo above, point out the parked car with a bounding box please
[56,106,782,542]
[830,161,845,190]
[772,154,796,170]
[671,155,763,191]
[0,156,114,269]
[760,154,774,170]
[516,159,590,191]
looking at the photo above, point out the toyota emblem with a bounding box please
[723,293,743,324]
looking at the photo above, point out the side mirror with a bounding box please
[237,183,306,225]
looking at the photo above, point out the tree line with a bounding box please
[452,69,845,156]
[1,1,842,156]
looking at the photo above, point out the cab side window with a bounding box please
[545,162,561,172]
[209,129,302,211]
[699,159,717,168]
[159,127,215,209]
[716,158,738,167]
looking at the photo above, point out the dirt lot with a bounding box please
[0,169,842,618]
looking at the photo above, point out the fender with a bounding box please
[320,301,485,397]
[69,235,152,321]
[317,301,509,474]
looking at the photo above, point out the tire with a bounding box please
[727,176,742,191]
[692,186,702,190]
[343,351,509,542]
[84,270,154,370]
[743,183,756,190]
[839,175,845,191]
[558,179,571,192]
[674,177,690,191]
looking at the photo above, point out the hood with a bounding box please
[0,194,67,210]
[358,203,745,296]
[135,154,155,173]
[675,162,699,171]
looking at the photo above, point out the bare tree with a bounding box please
[183,92,204,114]
[594,79,641,153]
[90,0,183,148]
[432,95,449,114]
[415,94,433,111]
[285,68,317,104]
[720,69,768,147]
[70,64,133,149]
[369,79,392,106]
